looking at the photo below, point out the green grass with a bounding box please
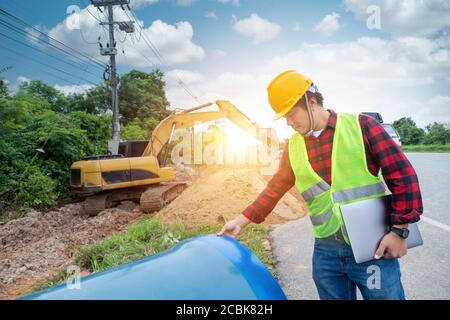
[402,144,450,152]
[32,270,69,293]
[31,218,275,294]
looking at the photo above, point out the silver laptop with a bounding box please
[340,195,423,264]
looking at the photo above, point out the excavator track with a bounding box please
[83,186,147,217]
[83,192,112,217]
[140,182,188,213]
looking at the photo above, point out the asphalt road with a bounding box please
[270,152,450,300]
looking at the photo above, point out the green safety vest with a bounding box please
[288,113,387,244]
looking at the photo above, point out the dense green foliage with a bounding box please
[0,70,170,219]
[393,117,450,146]
[0,93,111,215]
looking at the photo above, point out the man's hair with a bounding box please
[295,90,324,109]
[311,91,324,106]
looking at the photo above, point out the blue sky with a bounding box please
[1,0,449,138]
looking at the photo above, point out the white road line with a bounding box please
[421,216,450,232]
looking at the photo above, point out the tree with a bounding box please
[0,78,8,98]
[423,122,450,145]
[0,94,111,213]
[66,84,110,114]
[118,69,171,125]
[393,117,425,145]
[15,80,68,113]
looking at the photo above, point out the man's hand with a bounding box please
[374,229,408,260]
[217,214,251,239]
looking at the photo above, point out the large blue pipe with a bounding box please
[20,234,286,300]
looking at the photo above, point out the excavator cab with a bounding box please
[118,140,149,158]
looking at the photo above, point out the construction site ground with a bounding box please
[0,166,308,300]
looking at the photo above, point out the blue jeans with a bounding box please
[312,237,405,300]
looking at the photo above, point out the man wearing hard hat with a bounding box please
[218,70,423,300]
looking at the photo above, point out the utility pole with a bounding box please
[91,0,134,155]
[107,4,120,153]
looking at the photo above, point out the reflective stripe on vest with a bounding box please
[302,180,330,201]
[332,182,386,203]
[310,209,333,226]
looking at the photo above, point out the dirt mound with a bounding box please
[155,166,308,227]
[0,201,147,299]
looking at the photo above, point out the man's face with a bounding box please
[283,99,312,136]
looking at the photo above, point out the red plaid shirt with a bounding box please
[243,110,423,225]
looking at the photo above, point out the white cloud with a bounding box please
[129,20,205,65]
[232,14,281,44]
[437,31,450,48]
[165,36,450,138]
[315,12,340,36]
[17,76,31,83]
[54,84,94,95]
[176,0,198,6]
[132,0,159,8]
[414,96,450,127]
[344,0,450,37]
[165,69,205,86]
[47,5,204,67]
[211,49,227,59]
[217,0,240,6]
[204,11,218,19]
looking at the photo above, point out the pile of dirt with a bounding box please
[0,201,147,299]
[155,166,308,227]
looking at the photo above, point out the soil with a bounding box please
[0,166,307,299]
[0,201,147,299]
[155,166,307,227]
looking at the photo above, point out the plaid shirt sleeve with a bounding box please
[360,115,423,225]
[242,143,295,223]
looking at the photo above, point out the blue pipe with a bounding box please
[20,234,286,300]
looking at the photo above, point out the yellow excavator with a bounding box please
[70,100,273,216]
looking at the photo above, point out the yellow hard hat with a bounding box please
[267,70,313,120]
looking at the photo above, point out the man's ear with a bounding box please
[309,96,318,111]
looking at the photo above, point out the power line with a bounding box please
[79,27,99,45]
[0,31,99,78]
[0,51,91,87]
[83,2,103,23]
[0,8,107,69]
[79,0,110,42]
[123,4,142,41]
[0,11,121,81]
[127,6,201,103]
[0,44,98,86]
[134,46,158,67]
[0,18,105,74]
[0,18,96,71]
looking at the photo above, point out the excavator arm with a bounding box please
[142,100,261,158]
